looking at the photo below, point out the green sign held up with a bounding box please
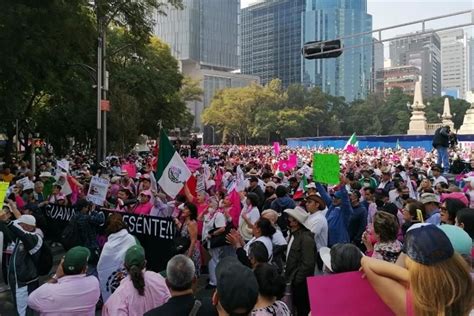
[313,153,340,185]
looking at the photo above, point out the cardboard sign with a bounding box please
[87,176,109,206]
[0,182,9,210]
[186,157,201,172]
[313,153,340,185]
[307,272,394,316]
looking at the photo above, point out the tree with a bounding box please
[0,0,184,161]
[424,96,470,130]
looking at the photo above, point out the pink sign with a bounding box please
[186,157,201,172]
[408,148,426,160]
[307,272,394,316]
[273,142,280,156]
[121,163,137,178]
[278,154,297,172]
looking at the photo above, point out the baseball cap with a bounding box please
[438,225,472,256]
[125,245,146,267]
[17,215,36,227]
[402,224,454,265]
[63,246,90,273]
[216,257,259,314]
[305,182,317,189]
[333,190,344,199]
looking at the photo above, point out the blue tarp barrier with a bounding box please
[287,134,474,151]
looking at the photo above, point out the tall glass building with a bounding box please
[302,0,373,102]
[241,0,306,87]
[154,0,259,134]
[154,0,239,71]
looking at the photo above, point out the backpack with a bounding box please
[61,216,82,251]
[36,242,53,276]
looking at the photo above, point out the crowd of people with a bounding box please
[0,143,473,315]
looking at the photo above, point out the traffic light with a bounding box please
[302,40,343,59]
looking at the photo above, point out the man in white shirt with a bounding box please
[303,195,328,251]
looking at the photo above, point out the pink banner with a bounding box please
[307,272,394,316]
[121,163,137,178]
[186,157,201,172]
[273,142,280,156]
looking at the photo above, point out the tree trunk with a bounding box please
[3,123,16,164]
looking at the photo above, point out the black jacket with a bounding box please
[285,228,316,286]
[144,294,217,316]
[432,127,450,148]
[247,185,265,210]
[3,221,42,286]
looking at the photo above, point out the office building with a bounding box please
[376,65,421,96]
[389,32,441,98]
[241,0,305,87]
[155,0,239,71]
[467,37,474,92]
[154,0,259,133]
[372,38,384,93]
[302,0,373,102]
[439,29,467,99]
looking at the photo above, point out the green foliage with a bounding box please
[0,0,188,158]
[203,83,469,144]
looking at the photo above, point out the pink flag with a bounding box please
[278,154,298,171]
[228,188,242,227]
[273,142,280,156]
[345,144,358,153]
[121,163,137,178]
[214,167,223,191]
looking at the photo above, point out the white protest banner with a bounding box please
[87,176,109,206]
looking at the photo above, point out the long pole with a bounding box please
[102,30,107,160]
[96,15,103,162]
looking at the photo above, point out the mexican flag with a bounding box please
[293,175,308,200]
[344,133,358,153]
[156,130,191,198]
[395,138,401,150]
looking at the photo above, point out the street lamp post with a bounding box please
[96,8,103,162]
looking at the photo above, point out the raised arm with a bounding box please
[316,182,332,208]
[361,256,408,316]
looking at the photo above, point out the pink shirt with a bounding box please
[27,274,100,316]
[134,202,152,215]
[102,271,171,316]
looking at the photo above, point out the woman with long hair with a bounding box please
[401,201,425,236]
[174,202,201,276]
[103,245,171,316]
[440,198,466,225]
[361,224,473,316]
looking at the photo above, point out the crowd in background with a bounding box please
[0,143,473,315]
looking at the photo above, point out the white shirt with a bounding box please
[203,211,226,242]
[272,229,287,246]
[244,236,273,261]
[304,212,328,251]
[239,205,260,226]
[433,175,448,187]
